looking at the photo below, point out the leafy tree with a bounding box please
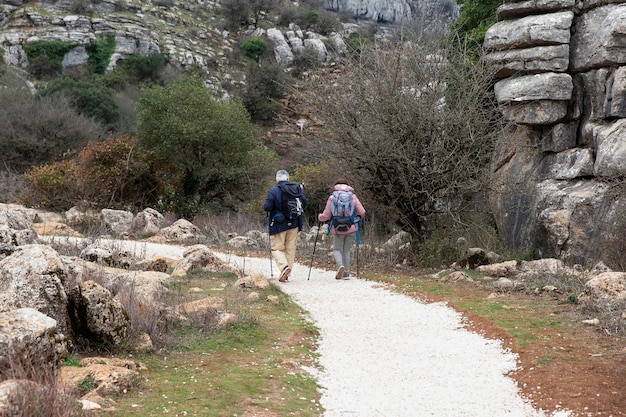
[137,75,263,218]
[303,34,503,242]
[40,77,120,127]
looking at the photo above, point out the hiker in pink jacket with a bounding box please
[318,178,366,280]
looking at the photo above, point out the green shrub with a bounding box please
[345,34,373,57]
[242,62,290,122]
[78,376,96,395]
[450,0,500,47]
[86,34,116,75]
[99,67,128,90]
[40,77,120,127]
[305,9,320,23]
[23,40,76,78]
[23,160,80,210]
[116,52,169,83]
[240,38,268,61]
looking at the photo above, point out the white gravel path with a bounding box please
[211,250,571,417]
[46,237,570,417]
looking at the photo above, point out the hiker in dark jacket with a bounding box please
[263,170,307,282]
[318,178,366,280]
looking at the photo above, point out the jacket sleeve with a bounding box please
[318,195,333,222]
[263,187,277,212]
[353,194,366,218]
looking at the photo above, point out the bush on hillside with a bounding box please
[40,76,120,127]
[242,62,290,123]
[75,135,158,208]
[23,40,76,79]
[450,0,500,47]
[116,52,170,84]
[86,33,116,74]
[221,0,278,30]
[22,160,80,210]
[23,135,158,211]
[290,47,321,78]
[240,38,268,61]
[0,88,104,172]
[137,75,272,219]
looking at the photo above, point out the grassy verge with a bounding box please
[363,269,585,360]
[99,271,322,417]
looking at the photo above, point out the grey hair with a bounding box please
[276,169,289,182]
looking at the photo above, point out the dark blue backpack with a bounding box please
[278,182,304,220]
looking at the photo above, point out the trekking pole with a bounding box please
[307,221,322,280]
[356,218,362,278]
[356,244,359,278]
[267,212,273,277]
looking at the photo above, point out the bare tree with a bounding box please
[302,33,504,242]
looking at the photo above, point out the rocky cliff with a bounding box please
[0,0,457,83]
[0,0,239,90]
[323,0,459,24]
[484,0,626,264]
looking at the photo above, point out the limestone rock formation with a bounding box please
[323,0,459,26]
[484,0,626,264]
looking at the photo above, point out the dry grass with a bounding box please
[0,348,91,417]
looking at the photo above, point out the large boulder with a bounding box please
[323,0,459,25]
[130,208,164,236]
[68,280,129,346]
[0,204,34,229]
[0,245,71,336]
[155,219,204,244]
[0,226,38,260]
[0,308,68,372]
[101,208,134,236]
[0,205,38,260]
[171,244,232,277]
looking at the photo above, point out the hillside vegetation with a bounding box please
[0,0,503,264]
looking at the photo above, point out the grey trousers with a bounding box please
[333,232,356,274]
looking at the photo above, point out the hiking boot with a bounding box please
[335,266,344,280]
[279,265,291,282]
